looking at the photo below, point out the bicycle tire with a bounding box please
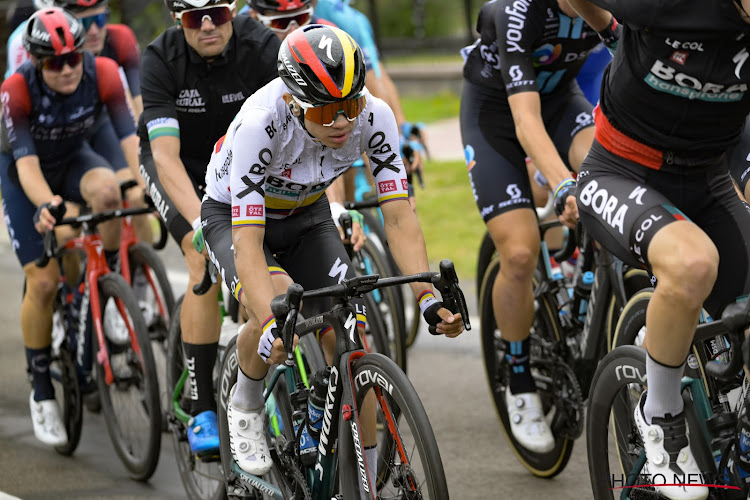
[476,231,496,299]
[217,336,292,500]
[129,241,176,430]
[587,346,650,499]
[479,257,574,478]
[52,342,84,457]
[167,296,227,500]
[338,352,448,499]
[611,288,652,350]
[404,295,421,349]
[357,238,407,373]
[94,272,161,481]
[605,269,651,351]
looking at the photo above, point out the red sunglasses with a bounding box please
[255,6,313,32]
[176,2,236,29]
[40,52,84,72]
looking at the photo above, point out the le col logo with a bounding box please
[664,38,703,52]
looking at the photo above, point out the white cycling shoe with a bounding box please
[228,385,273,476]
[29,391,68,447]
[103,299,131,346]
[505,390,555,454]
[634,392,708,500]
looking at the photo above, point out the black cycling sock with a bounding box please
[183,342,219,416]
[506,338,536,394]
[26,346,54,401]
[104,249,120,273]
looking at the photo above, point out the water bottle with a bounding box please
[574,271,594,322]
[297,366,331,466]
[707,412,737,484]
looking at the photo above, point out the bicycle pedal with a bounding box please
[195,451,220,462]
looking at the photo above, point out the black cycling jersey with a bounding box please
[137,16,280,182]
[462,0,600,101]
[592,0,750,157]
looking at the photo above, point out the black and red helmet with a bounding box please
[278,24,366,105]
[52,0,108,13]
[249,0,311,13]
[23,7,86,58]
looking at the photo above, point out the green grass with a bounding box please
[415,159,484,280]
[400,91,461,124]
[384,53,464,66]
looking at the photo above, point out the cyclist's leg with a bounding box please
[140,144,221,442]
[461,81,554,452]
[728,115,750,201]
[71,143,123,258]
[1,154,67,446]
[88,113,153,243]
[203,197,290,474]
[576,142,736,498]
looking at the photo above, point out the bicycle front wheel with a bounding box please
[338,352,448,499]
[167,296,226,500]
[129,242,176,428]
[95,272,161,481]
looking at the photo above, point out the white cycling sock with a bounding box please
[357,445,378,499]
[643,352,685,424]
[231,366,265,412]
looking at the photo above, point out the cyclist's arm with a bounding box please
[140,46,201,223]
[107,24,143,119]
[566,0,612,30]
[229,114,277,322]
[152,135,202,224]
[96,57,141,185]
[507,92,572,190]
[0,73,53,206]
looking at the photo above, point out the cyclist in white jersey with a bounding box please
[201,24,464,479]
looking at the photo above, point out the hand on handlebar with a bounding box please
[33,195,65,234]
[423,301,464,338]
[258,318,299,364]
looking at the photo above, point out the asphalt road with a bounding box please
[0,235,593,499]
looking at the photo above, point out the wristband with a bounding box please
[553,178,576,200]
[262,315,277,338]
[597,16,621,51]
[417,290,439,315]
[330,202,347,228]
[191,216,202,233]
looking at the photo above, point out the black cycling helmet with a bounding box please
[278,24,366,105]
[23,7,85,58]
[164,0,230,13]
[53,0,108,12]
[249,0,311,13]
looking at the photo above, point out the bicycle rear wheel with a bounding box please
[95,272,161,481]
[167,296,226,500]
[479,257,575,478]
[128,242,176,430]
[338,352,448,499]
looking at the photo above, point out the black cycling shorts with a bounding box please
[577,140,750,317]
[138,138,197,247]
[460,80,594,222]
[201,195,367,330]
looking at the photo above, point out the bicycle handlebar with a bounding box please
[270,259,471,348]
[193,260,217,296]
[703,298,750,380]
[34,206,156,268]
[344,199,379,211]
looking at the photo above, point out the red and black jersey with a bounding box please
[99,24,141,97]
[0,52,135,163]
[592,0,750,156]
